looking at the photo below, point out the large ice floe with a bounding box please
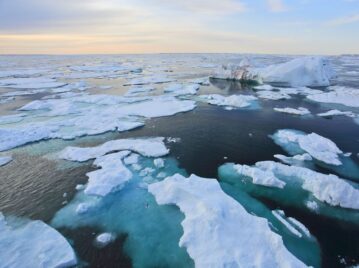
[0,94,196,152]
[0,213,77,268]
[212,57,335,87]
[271,129,359,181]
[307,86,359,108]
[149,174,319,268]
[274,107,311,116]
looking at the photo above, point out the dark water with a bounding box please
[1,76,359,267]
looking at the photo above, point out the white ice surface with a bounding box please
[149,174,307,268]
[0,156,12,166]
[0,213,77,268]
[200,94,257,108]
[274,107,311,116]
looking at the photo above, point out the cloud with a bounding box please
[266,0,287,12]
[327,13,359,26]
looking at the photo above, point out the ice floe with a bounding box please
[317,109,356,118]
[274,107,311,116]
[0,213,77,268]
[149,174,308,268]
[220,161,359,210]
[257,90,291,100]
[95,233,115,247]
[307,86,359,108]
[125,86,155,96]
[59,137,169,162]
[199,94,257,108]
[164,83,200,96]
[124,75,174,86]
[0,77,66,89]
[272,129,344,166]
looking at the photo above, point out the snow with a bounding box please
[200,94,257,108]
[233,164,286,188]
[307,86,359,108]
[255,161,359,209]
[317,109,356,118]
[59,137,169,162]
[0,156,12,166]
[148,174,307,268]
[258,57,335,87]
[273,129,344,166]
[0,77,66,89]
[274,107,311,116]
[0,212,77,268]
[95,233,115,246]
[85,151,132,197]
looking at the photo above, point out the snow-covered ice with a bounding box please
[307,86,359,108]
[317,109,356,118]
[0,213,77,268]
[95,233,115,247]
[0,77,66,89]
[274,107,311,116]
[200,94,257,108]
[149,173,308,268]
[272,129,344,166]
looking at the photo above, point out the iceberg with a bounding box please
[212,57,335,87]
[0,213,77,268]
[148,174,310,268]
[274,107,311,116]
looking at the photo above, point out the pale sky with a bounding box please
[0,0,358,55]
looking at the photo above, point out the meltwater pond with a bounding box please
[0,54,359,268]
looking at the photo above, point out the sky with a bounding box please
[0,0,358,55]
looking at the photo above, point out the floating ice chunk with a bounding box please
[257,90,291,100]
[124,153,140,165]
[317,109,356,118]
[76,203,92,214]
[75,184,85,191]
[116,96,196,118]
[255,161,359,209]
[233,164,286,188]
[272,129,343,166]
[258,57,335,87]
[0,156,12,166]
[307,86,359,108]
[95,233,115,247]
[139,167,155,177]
[306,201,319,212]
[153,158,165,168]
[124,75,174,86]
[148,174,307,268]
[0,213,77,268]
[287,218,311,238]
[0,77,66,89]
[85,151,132,196]
[274,107,311,116]
[200,94,257,108]
[274,154,312,165]
[59,137,169,162]
[211,61,261,83]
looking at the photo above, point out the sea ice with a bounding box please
[164,83,200,96]
[149,174,308,268]
[0,213,77,268]
[274,107,311,116]
[272,129,343,166]
[124,75,174,86]
[200,94,257,108]
[59,137,169,162]
[95,233,115,247]
[307,86,359,108]
[0,77,66,89]
[317,109,356,118]
[257,90,291,100]
[0,156,12,166]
